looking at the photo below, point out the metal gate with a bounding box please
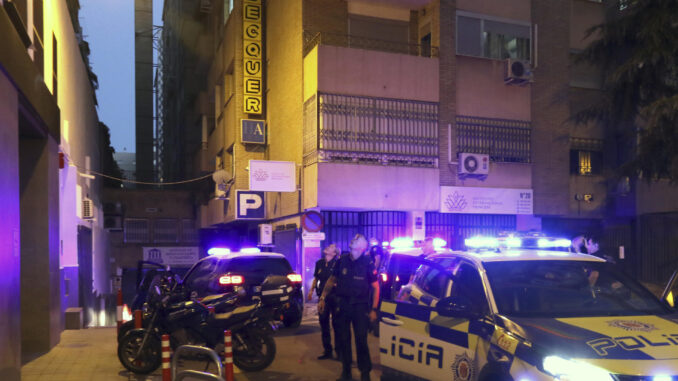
[322,211,407,252]
[77,225,93,327]
[425,212,516,250]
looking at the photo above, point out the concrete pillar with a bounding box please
[0,71,22,381]
[20,128,61,354]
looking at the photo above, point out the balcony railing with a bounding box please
[303,30,439,58]
[456,115,531,163]
[304,93,439,168]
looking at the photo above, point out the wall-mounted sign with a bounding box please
[243,0,263,114]
[440,186,533,215]
[249,160,296,192]
[142,247,200,267]
[241,119,266,144]
[236,190,266,220]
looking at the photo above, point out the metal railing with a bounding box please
[456,115,531,163]
[303,30,439,58]
[304,93,439,168]
[172,345,225,381]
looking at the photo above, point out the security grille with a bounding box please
[304,93,439,168]
[322,211,407,253]
[153,219,178,243]
[181,219,199,243]
[457,115,531,163]
[124,219,150,243]
[426,212,516,250]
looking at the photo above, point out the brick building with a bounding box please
[156,0,678,286]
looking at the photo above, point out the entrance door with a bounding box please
[77,226,93,327]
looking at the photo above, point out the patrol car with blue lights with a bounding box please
[378,236,678,381]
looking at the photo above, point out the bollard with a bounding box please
[116,289,123,333]
[161,334,171,381]
[134,310,142,329]
[224,330,234,381]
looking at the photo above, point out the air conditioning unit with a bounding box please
[458,153,489,176]
[82,198,94,219]
[505,59,533,85]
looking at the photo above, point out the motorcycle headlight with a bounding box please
[542,356,614,381]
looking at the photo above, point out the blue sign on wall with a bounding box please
[241,119,266,144]
[236,190,265,220]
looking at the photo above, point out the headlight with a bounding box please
[542,356,614,381]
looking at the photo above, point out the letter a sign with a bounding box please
[241,119,266,144]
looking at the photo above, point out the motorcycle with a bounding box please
[117,274,290,374]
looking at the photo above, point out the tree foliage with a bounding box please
[576,0,678,180]
[100,121,123,188]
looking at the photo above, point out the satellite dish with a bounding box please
[212,169,232,184]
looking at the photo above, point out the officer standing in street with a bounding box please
[308,243,341,360]
[319,234,379,381]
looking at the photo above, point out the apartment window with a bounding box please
[570,150,602,175]
[456,115,531,163]
[181,219,199,242]
[457,12,531,61]
[124,219,149,243]
[154,219,178,243]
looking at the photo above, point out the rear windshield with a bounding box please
[222,257,292,275]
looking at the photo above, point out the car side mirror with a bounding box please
[436,296,481,319]
[662,270,678,309]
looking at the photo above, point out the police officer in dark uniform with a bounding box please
[319,234,379,381]
[308,243,341,360]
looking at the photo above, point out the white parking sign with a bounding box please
[236,190,265,220]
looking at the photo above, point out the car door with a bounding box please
[379,257,491,381]
[182,258,218,298]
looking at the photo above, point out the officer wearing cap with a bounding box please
[319,234,379,381]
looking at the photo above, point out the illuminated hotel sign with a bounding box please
[243,0,263,114]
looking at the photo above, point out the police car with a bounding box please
[378,236,678,381]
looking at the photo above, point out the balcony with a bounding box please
[303,30,438,58]
[303,93,439,168]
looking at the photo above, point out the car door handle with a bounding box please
[381,317,404,326]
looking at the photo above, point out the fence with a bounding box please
[456,115,531,163]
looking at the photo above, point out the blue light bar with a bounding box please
[465,236,499,249]
[432,238,447,248]
[239,247,261,254]
[390,237,414,249]
[505,237,522,248]
[538,238,572,248]
[207,247,231,256]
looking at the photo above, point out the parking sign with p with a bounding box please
[236,190,265,220]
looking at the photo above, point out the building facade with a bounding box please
[157,0,678,287]
[0,0,108,378]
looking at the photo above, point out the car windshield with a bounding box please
[484,260,668,318]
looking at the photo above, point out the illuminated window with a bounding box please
[457,12,531,61]
[570,149,602,175]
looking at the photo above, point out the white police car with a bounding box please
[378,236,678,381]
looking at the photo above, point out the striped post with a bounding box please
[161,334,171,381]
[116,289,123,333]
[134,309,142,329]
[224,330,234,381]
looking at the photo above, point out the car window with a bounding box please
[222,257,292,275]
[413,265,451,299]
[183,259,217,289]
[450,262,488,313]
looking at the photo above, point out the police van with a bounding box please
[378,236,678,381]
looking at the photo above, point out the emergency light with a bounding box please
[208,247,231,256]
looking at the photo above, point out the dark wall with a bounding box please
[0,72,22,381]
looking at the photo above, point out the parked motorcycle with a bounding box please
[117,274,290,374]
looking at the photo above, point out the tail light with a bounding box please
[380,273,388,282]
[219,275,244,285]
[287,273,302,283]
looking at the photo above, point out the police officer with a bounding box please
[308,243,341,360]
[368,237,384,270]
[319,234,379,381]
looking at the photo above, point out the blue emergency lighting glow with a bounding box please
[239,247,261,254]
[207,247,231,256]
[432,238,447,248]
[382,241,389,247]
[506,237,522,248]
[465,236,499,248]
[390,237,414,249]
[653,376,671,381]
[538,238,572,248]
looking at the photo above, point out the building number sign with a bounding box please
[243,0,263,114]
